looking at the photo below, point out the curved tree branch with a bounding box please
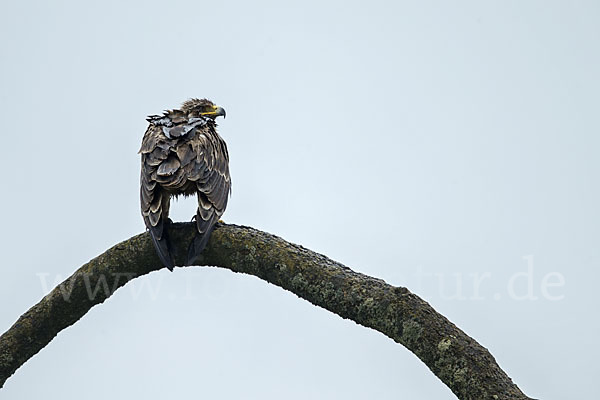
[0,223,532,399]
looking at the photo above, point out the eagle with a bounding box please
[139,98,230,270]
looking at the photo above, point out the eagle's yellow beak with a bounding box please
[201,105,226,119]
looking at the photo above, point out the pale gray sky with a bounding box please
[1,1,598,398]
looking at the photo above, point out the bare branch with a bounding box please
[0,223,532,399]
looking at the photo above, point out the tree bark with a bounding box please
[0,222,532,399]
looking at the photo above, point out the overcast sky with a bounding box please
[1,1,598,399]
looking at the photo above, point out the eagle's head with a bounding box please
[181,98,226,119]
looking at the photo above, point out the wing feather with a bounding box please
[186,128,230,264]
[157,155,181,176]
[140,124,175,269]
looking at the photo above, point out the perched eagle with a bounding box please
[139,98,230,270]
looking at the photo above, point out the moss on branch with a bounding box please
[0,223,532,399]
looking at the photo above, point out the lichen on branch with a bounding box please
[0,223,532,399]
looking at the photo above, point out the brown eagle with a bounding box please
[139,98,230,270]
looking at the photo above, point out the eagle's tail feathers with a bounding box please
[149,222,175,271]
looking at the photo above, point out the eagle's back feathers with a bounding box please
[140,101,230,270]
